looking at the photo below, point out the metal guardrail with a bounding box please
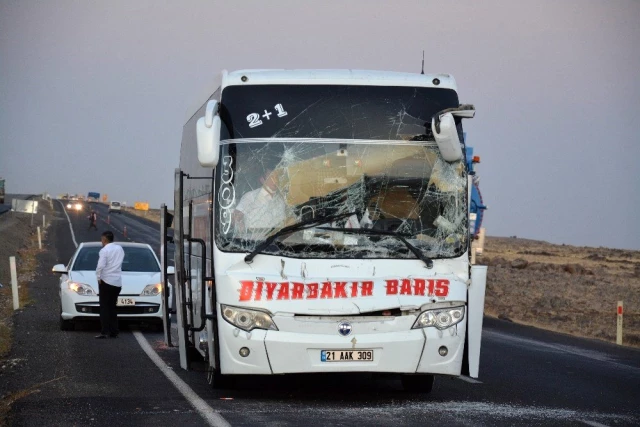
[0,194,37,216]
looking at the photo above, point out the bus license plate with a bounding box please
[117,297,135,306]
[321,350,374,362]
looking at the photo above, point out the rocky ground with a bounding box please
[477,236,640,347]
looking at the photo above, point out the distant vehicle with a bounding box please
[66,201,83,211]
[109,201,122,213]
[87,192,100,202]
[0,178,5,204]
[52,242,174,330]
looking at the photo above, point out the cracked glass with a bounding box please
[214,85,468,260]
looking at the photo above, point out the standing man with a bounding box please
[88,209,98,231]
[95,230,125,339]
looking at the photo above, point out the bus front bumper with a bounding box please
[218,313,466,376]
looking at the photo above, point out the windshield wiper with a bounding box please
[244,211,358,264]
[317,227,434,269]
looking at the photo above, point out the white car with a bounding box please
[52,242,174,331]
[109,201,122,213]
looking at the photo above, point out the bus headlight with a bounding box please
[221,305,278,332]
[412,306,465,330]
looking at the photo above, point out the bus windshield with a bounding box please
[215,139,468,260]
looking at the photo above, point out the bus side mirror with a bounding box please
[196,100,221,167]
[164,211,174,228]
[431,105,475,163]
[431,112,463,162]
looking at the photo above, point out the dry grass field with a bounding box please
[0,199,54,358]
[477,237,640,347]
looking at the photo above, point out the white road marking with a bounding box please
[133,331,231,427]
[457,376,482,384]
[58,200,78,248]
[60,200,229,426]
[580,420,610,427]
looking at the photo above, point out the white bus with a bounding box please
[164,69,487,392]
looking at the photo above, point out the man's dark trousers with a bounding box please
[99,280,121,336]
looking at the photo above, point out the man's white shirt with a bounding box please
[235,187,286,230]
[96,243,125,287]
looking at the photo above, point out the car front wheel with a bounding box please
[60,316,75,331]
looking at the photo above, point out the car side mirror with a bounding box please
[196,99,221,167]
[166,266,175,275]
[52,264,67,274]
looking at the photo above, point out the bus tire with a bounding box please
[207,365,236,389]
[401,374,434,393]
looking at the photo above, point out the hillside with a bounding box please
[478,236,640,347]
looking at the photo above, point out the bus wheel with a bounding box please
[401,374,434,393]
[207,365,235,389]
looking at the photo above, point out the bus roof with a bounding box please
[185,69,458,124]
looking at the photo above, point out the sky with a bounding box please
[1,0,639,250]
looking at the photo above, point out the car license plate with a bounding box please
[117,297,135,306]
[321,350,374,362]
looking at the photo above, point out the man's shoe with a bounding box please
[95,334,108,339]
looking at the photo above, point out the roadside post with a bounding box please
[37,226,42,249]
[10,256,19,310]
[160,204,173,347]
[43,214,45,228]
[616,301,623,345]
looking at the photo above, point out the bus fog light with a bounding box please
[239,347,250,357]
[438,346,448,356]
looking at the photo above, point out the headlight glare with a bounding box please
[412,306,465,330]
[221,304,277,332]
[141,284,162,296]
[69,282,96,296]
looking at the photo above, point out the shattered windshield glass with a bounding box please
[214,84,468,260]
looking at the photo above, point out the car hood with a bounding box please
[69,271,161,294]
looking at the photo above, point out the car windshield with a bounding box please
[72,246,160,272]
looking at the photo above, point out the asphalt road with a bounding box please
[2,200,639,426]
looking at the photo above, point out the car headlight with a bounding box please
[412,306,465,330]
[75,203,82,210]
[66,203,72,209]
[68,282,97,296]
[221,304,278,332]
[141,284,162,296]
